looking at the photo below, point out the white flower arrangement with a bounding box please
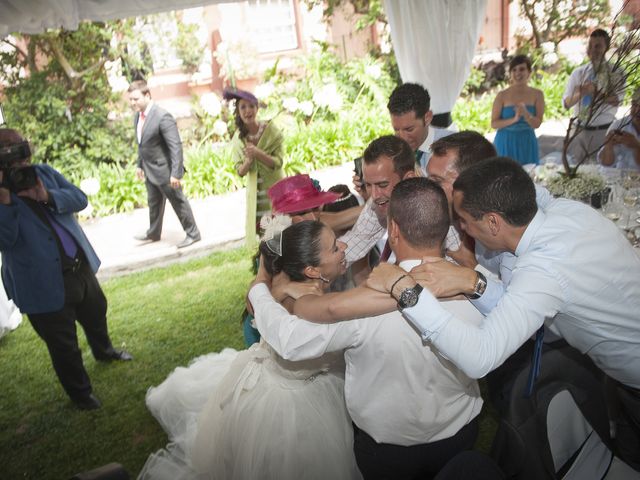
[80,178,100,196]
[546,172,606,201]
[255,82,275,100]
[212,119,228,136]
[313,83,343,113]
[365,64,382,80]
[282,97,300,113]
[298,100,314,117]
[199,92,222,117]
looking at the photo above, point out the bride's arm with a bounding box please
[293,287,396,323]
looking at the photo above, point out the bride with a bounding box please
[138,218,361,480]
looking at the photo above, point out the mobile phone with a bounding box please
[353,156,363,181]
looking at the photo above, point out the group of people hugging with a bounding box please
[138,33,640,480]
[1,25,638,480]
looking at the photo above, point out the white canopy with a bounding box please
[384,0,487,126]
[1,0,486,127]
[0,0,221,37]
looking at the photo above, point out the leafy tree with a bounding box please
[0,22,136,175]
[303,0,385,29]
[518,0,610,50]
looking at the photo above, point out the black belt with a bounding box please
[580,122,612,131]
[62,255,84,274]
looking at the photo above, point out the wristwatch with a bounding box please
[465,271,487,300]
[397,284,424,310]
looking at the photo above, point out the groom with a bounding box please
[128,80,201,248]
[249,177,483,479]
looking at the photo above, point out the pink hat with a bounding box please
[268,175,341,214]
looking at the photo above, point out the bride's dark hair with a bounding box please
[259,220,325,281]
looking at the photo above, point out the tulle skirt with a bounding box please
[138,344,361,480]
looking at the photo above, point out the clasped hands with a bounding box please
[607,130,640,149]
[366,256,477,300]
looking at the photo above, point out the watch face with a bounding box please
[399,288,419,309]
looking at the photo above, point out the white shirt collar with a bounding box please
[399,259,422,271]
[515,208,545,257]
[143,101,154,117]
[418,126,433,153]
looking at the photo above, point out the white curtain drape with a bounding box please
[383,0,487,127]
[0,0,222,37]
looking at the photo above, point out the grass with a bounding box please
[0,246,497,479]
[0,247,252,479]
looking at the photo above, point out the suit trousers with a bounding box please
[27,257,114,401]
[145,180,199,239]
[353,418,478,480]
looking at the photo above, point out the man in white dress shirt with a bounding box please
[250,177,484,480]
[598,87,640,170]
[367,157,640,471]
[387,83,456,173]
[563,29,625,163]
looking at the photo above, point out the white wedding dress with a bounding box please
[138,341,361,480]
[0,257,22,340]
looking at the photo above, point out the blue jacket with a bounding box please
[0,164,100,314]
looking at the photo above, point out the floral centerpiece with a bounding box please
[546,170,606,203]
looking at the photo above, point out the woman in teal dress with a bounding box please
[492,55,545,165]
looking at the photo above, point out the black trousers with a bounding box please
[145,180,199,239]
[608,379,640,471]
[28,258,115,401]
[353,418,479,480]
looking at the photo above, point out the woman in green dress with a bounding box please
[224,88,284,246]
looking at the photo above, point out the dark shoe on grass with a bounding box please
[73,393,102,411]
[96,349,133,362]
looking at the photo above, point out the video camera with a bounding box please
[0,141,38,193]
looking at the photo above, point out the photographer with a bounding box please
[0,128,132,410]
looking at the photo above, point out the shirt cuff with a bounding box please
[470,274,503,315]
[401,289,450,341]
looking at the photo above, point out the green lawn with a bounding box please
[0,247,251,479]
[0,246,497,479]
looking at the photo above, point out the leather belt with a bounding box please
[580,122,612,131]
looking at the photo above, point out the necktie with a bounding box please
[524,326,545,397]
[42,207,78,259]
[415,150,423,166]
[380,240,391,262]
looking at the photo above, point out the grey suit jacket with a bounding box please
[135,104,185,185]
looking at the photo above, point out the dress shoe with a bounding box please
[177,234,201,249]
[73,393,102,411]
[134,233,160,242]
[97,349,133,362]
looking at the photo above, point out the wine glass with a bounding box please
[602,187,623,224]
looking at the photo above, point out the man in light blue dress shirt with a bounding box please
[367,157,640,471]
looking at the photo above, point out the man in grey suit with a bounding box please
[128,80,201,248]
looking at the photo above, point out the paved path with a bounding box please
[85,163,356,280]
[85,121,570,280]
